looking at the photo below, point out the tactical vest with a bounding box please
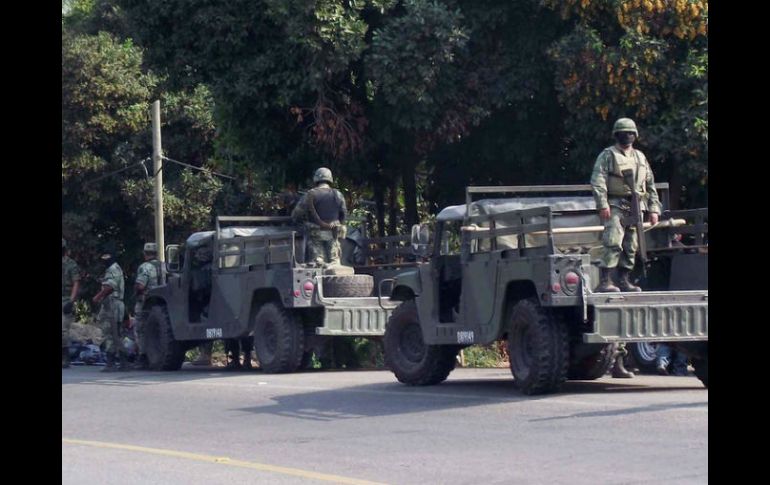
[146,259,162,288]
[604,147,648,198]
[308,187,344,224]
[105,263,125,301]
[136,260,162,302]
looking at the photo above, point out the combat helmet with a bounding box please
[313,167,333,185]
[612,118,638,136]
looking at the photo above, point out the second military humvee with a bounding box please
[384,185,708,395]
[140,216,403,372]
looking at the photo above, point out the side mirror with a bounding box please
[166,244,181,273]
[411,224,430,257]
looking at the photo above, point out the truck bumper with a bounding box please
[315,297,399,336]
[583,290,708,344]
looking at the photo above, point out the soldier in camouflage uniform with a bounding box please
[132,242,162,370]
[591,118,662,379]
[62,238,81,369]
[291,167,348,267]
[590,118,661,293]
[92,243,127,372]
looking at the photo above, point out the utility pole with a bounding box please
[151,100,166,276]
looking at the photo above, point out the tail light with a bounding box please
[301,280,315,299]
[563,271,580,294]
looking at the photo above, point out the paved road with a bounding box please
[62,365,707,484]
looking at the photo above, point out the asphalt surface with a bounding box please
[62,365,708,484]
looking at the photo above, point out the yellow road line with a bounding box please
[62,438,386,485]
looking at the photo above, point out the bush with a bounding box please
[460,344,509,368]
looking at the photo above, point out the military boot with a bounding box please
[596,267,620,293]
[611,356,635,378]
[101,353,118,372]
[62,347,70,369]
[242,353,253,370]
[617,267,641,292]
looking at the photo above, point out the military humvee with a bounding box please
[141,216,403,372]
[384,185,708,395]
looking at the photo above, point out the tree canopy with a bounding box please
[62,0,708,278]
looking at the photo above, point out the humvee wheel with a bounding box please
[507,299,569,395]
[143,305,186,371]
[253,303,304,373]
[628,342,660,373]
[568,343,619,380]
[384,300,459,385]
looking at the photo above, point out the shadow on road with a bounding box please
[63,366,705,421]
[528,400,707,421]
[227,377,705,422]
[60,364,269,386]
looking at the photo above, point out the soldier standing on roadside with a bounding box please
[291,167,348,267]
[132,243,162,370]
[93,243,127,372]
[62,238,81,368]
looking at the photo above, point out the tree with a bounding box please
[543,0,708,207]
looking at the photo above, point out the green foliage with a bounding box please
[543,0,708,207]
[461,344,508,368]
[62,16,230,304]
[64,0,708,294]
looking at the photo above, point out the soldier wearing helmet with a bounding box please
[590,118,662,379]
[591,117,661,293]
[132,242,162,370]
[92,242,128,372]
[291,167,348,267]
[61,238,81,368]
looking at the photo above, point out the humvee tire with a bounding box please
[567,343,619,380]
[507,299,569,395]
[693,347,708,388]
[384,301,459,385]
[628,342,660,373]
[143,305,186,371]
[323,274,374,297]
[253,303,305,373]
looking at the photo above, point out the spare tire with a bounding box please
[628,342,660,373]
[322,274,374,297]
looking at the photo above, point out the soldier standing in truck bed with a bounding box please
[291,167,348,267]
[590,118,662,378]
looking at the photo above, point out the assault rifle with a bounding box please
[622,169,647,277]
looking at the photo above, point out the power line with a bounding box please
[82,158,150,186]
[82,154,237,186]
[162,156,236,180]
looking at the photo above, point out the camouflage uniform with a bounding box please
[134,253,161,352]
[98,262,126,357]
[62,254,81,348]
[292,168,348,267]
[590,141,661,270]
[592,118,662,379]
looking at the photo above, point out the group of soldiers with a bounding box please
[61,240,161,372]
[63,117,660,378]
